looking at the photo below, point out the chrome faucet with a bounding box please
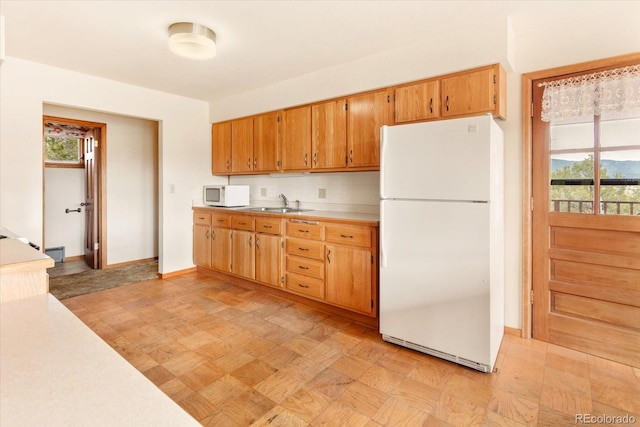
[279,193,289,208]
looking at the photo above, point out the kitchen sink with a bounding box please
[244,207,313,214]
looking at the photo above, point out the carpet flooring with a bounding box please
[48,260,158,299]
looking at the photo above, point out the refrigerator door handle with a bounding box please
[380,126,387,198]
[380,201,386,268]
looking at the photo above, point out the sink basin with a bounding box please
[244,207,312,214]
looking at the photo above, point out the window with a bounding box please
[541,65,640,216]
[44,121,88,168]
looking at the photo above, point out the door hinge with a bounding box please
[530,197,534,212]
[281,240,284,248]
[277,160,281,167]
[530,289,534,304]
[493,74,497,84]
[277,116,281,123]
[281,276,285,284]
[531,102,534,118]
[94,242,99,250]
[493,95,497,105]
[371,300,374,308]
[371,255,374,264]
[345,103,348,111]
[387,95,391,103]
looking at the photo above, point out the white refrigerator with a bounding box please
[379,114,504,373]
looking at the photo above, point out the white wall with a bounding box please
[43,105,159,265]
[44,167,85,257]
[210,10,640,330]
[0,57,221,274]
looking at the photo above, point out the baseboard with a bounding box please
[65,255,84,262]
[504,326,522,337]
[159,267,197,279]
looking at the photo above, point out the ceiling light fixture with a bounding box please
[168,22,216,60]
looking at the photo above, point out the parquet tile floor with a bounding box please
[62,272,640,426]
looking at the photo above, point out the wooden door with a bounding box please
[231,118,254,173]
[394,80,440,123]
[441,66,495,118]
[312,99,347,169]
[325,244,372,314]
[255,234,282,287]
[531,74,640,368]
[253,111,281,172]
[84,132,99,269]
[212,122,231,174]
[282,106,312,170]
[346,89,391,168]
[231,230,255,279]
[211,227,231,272]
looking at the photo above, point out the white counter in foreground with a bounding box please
[0,294,199,427]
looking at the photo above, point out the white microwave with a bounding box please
[203,185,250,207]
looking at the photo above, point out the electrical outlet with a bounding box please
[318,188,326,199]
[260,187,267,197]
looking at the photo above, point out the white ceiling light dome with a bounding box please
[168,22,216,60]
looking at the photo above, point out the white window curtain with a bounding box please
[540,64,640,122]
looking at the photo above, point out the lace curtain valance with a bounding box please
[539,65,640,122]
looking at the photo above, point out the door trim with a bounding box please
[520,52,640,339]
[42,115,107,269]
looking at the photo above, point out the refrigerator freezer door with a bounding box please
[379,199,492,366]
[381,115,497,202]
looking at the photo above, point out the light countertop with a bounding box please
[0,294,199,427]
[193,205,380,225]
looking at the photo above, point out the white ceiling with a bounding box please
[0,1,624,102]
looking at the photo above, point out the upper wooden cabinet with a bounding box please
[282,105,312,171]
[347,88,392,168]
[441,64,506,119]
[253,111,281,172]
[212,122,231,174]
[231,117,254,173]
[394,79,440,123]
[212,63,506,175]
[312,99,347,169]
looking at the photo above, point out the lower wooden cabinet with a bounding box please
[194,208,378,319]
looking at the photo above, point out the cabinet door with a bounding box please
[193,224,212,267]
[254,111,281,172]
[231,230,255,279]
[312,99,347,169]
[212,122,232,175]
[282,105,312,170]
[394,80,440,123]
[231,117,254,173]
[211,227,231,272]
[255,234,282,287]
[441,67,496,118]
[347,89,391,168]
[325,244,372,314]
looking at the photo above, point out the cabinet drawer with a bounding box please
[286,272,324,299]
[232,215,255,231]
[286,238,324,260]
[256,217,282,235]
[325,224,372,248]
[286,221,324,240]
[193,212,211,226]
[211,213,231,228]
[286,255,324,280]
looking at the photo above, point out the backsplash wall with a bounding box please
[228,171,380,214]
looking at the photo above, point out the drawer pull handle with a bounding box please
[298,266,309,270]
[217,219,224,223]
[298,229,309,233]
[340,234,354,238]
[206,230,210,239]
[298,247,309,251]
[263,225,273,229]
[298,284,309,289]
[239,222,247,225]
[211,230,215,240]
[327,249,331,263]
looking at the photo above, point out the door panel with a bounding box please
[84,133,99,269]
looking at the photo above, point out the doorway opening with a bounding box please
[43,116,106,270]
